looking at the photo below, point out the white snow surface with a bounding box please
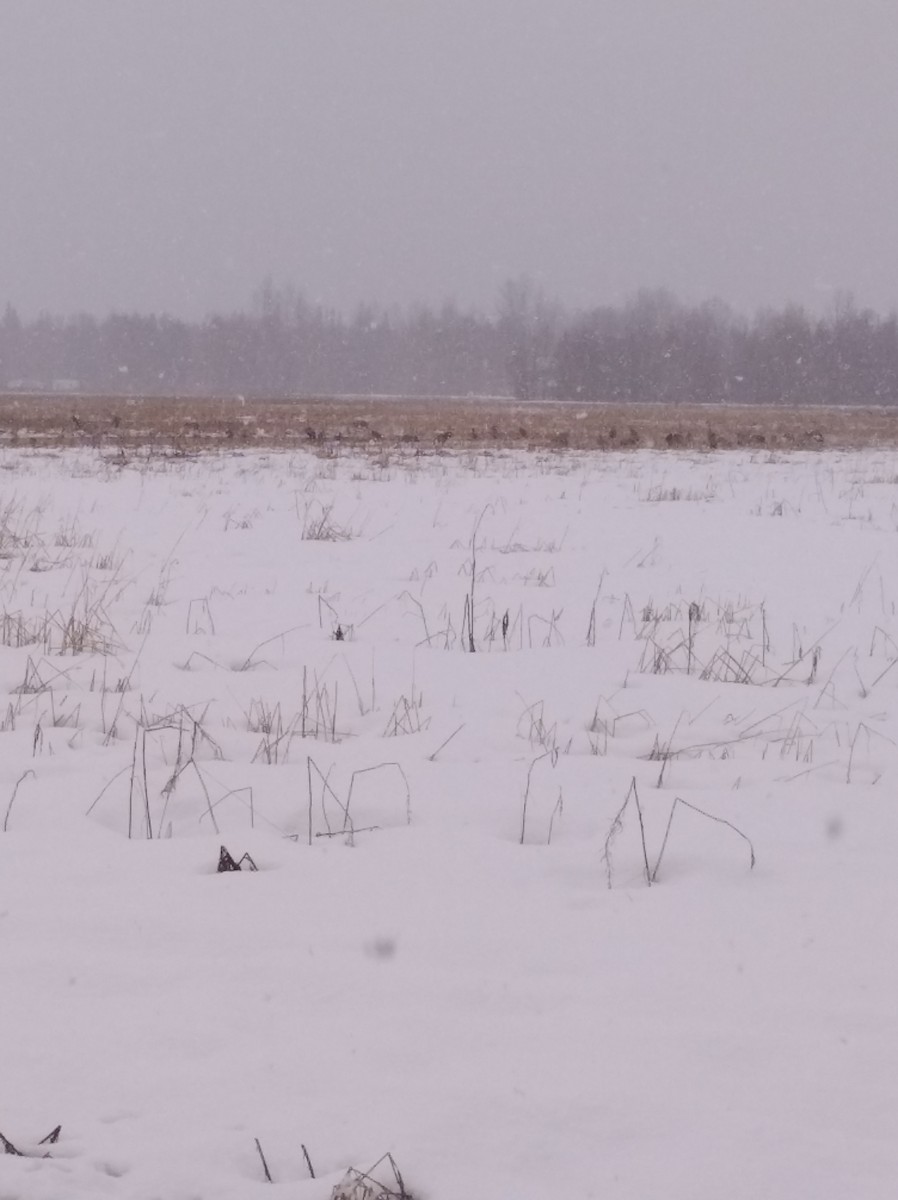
[0,445,896,1199]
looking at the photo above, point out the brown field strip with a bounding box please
[0,393,895,453]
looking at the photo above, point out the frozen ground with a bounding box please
[0,444,897,1199]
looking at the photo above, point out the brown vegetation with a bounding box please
[0,392,895,453]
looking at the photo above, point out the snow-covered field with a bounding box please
[1,444,897,1199]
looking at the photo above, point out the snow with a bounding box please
[1,443,897,1198]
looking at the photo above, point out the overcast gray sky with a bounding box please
[1,1,896,319]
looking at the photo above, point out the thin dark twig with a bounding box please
[254,1137,273,1183]
[601,785,631,889]
[3,769,36,833]
[520,748,555,844]
[239,624,308,672]
[306,755,314,846]
[630,778,652,885]
[651,798,680,884]
[602,776,652,888]
[85,762,132,816]
[427,722,465,762]
[651,796,756,881]
[316,824,381,838]
[346,761,412,830]
[306,755,353,838]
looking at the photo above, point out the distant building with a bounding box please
[51,379,81,393]
[6,379,45,392]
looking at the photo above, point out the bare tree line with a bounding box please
[2,280,897,407]
[549,289,898,408]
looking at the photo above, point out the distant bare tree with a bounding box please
[497,276,563,401]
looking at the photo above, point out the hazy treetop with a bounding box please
[2,0,895,318]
